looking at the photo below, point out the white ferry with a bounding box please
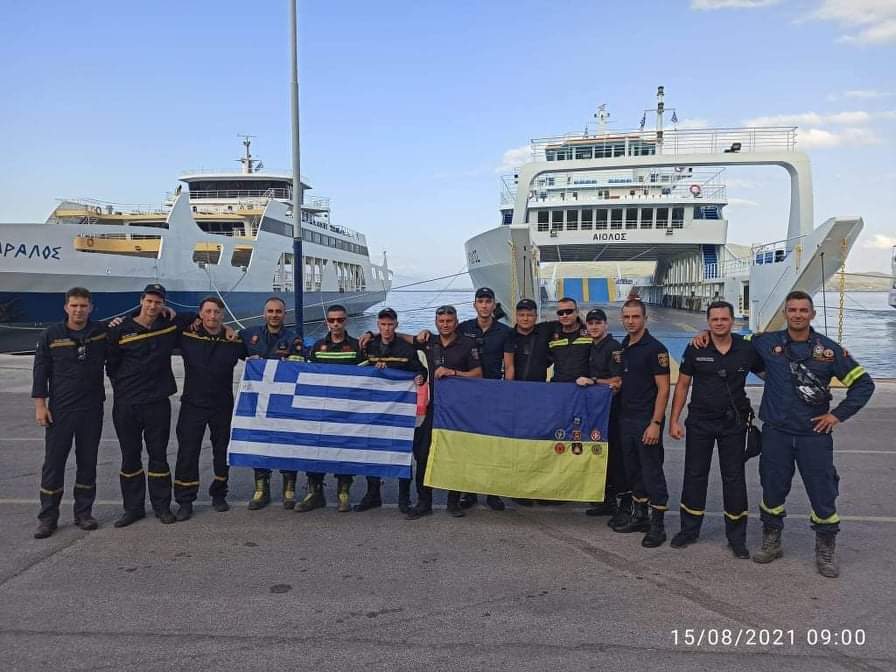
[465,88,863,332]
[0,138,392,327]
[889,245,896,309]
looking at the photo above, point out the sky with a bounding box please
[1,0,894,282]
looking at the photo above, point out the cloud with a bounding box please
[497,145,532,173]
[726,197,761,208]
[862,234,896,249]
[828,89,893,101]
[805,0,896,45]
[743,110,873,126]
[691,0,779,9]
[797,127,880,148]
[675,117,711,129]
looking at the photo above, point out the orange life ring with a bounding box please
[86,237,95,248]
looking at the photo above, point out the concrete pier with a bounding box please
[0,354,893,671]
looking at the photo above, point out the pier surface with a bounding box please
[0,354,894,672]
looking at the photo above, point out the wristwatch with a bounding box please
[651,419,662,426]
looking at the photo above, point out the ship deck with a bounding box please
[1,352,894,671]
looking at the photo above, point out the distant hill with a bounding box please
[825,271,891,292]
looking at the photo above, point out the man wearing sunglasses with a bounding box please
[548,298,593,383]
[299,304,367,513]
[32,287,108,539]
[106,284,199,528]
[691,290,874,576]
[669,301,764,560]
[406,304,482,519]
[240,297,304,511]
[354,307,427,514]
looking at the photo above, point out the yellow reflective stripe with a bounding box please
[120,469,144,478]
[315,353,357,359]
[73,483,95,490]
[724,510,749,521]
[649,504,668,511]
[548,339,568,349]
[87,334,107,343]
[173,480,200,487]
[40,487,63,495]
[118,325,177,345]
[632,495,648,503]
[680,503,705,517]
[841,366,865,387]
[213,475,227,481]
[368,356,409,363]
[572,337,593,345]
[181,331,243,344]
[147,471,170,478]
[760,500,785,516]
[743,333,753,341]
[810,511,840,525]
[49,339,76,348]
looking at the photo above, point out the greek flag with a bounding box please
[228,360,417,478]
[671,110,679,125]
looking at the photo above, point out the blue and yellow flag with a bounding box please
[425,379,612,502]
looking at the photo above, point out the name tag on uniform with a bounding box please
[695,356,715,362]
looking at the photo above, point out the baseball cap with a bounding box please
[516,298,538,311]
[142,283,167,300]
[377,307,398,320]
[585,308,608,322]
[474,287,495,300]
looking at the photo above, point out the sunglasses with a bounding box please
[556,308,576,316]
[326,317,346,324]
[436,306,457,315]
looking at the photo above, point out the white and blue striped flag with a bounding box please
[228,360,418,478]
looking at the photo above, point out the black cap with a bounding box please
[377,307,398,320]
[516,298,537,311]
[585,308,608,322]
[474,287,495,300]
[142,283,167,300]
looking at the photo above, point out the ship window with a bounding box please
[502,209,513,225]
[610,209,623,229]
[551,210,563,230]
[613,143,625,157]
[313,232,322,244]
[581,209,593,230]
[625,208,638,229]
[694,206,704,220]
[596,209,608,229]
[640,208,653,229]
[537,210,549,232]
[192,243,222,265]
[566,210,578,230]
[575,147,593,160]
[656,207,669,228]
[672,207,684,228]
[231,246,253,269]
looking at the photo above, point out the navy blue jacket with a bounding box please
[239,325,302,360]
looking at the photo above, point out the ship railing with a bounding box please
[183,188,292,200]
[526,184,727,205]
[59,197,168,215]
[179,167,303,179]
[527,126,798,161]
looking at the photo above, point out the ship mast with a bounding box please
[289,0,304,339]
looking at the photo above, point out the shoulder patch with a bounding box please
[657,352,670,368]
[612,350,622,363]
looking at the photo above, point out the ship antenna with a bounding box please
[655,86,665,154]
[238,133,256,174]
[594,104,610,135]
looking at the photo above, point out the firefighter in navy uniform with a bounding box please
[105,284,196,527]
[456,287,513,511]
[745,291,873,577]
[502,299,552,384]
[299,304,366,513]
[32,287,108,539]
[172,297,248,521]
[547,297,592,383]
[669,301,764,559]
[239,297,303,510]
[406,305,482,520]
[574,309,625,520]
[354,307,427,514]
[613,299,671,548]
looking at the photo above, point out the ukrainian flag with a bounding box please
[425,379,612,502]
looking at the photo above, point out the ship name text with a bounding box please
[1,242,62,261]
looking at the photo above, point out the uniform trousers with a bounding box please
[113,398,172,514]
[173,401,231,504]
[619,415,668,511]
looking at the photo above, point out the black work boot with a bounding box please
[641,509,667,548]
[608,494,632,529]
[175,502,193,522]
[614,500,649,533]
[156,507,176,525]
[446,492,466,518]
[671,530,700,549]
[815,533,839,578]
[485,495,505,511]
[282,473,297,510]
[752,527,783,564]
[212,497,230,512]
[113,510,145,528]
[295,479,326,513]
[248,474,271,511]
[354,479,382,512]
[586,496,618,517]
[459,493,478,510]
[34,519,57,539]
[74,515,99,531]
[397,479,411,514]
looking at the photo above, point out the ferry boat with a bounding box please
[465,88,864,333]
[0,138,392,328]
[889,245,896,309]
